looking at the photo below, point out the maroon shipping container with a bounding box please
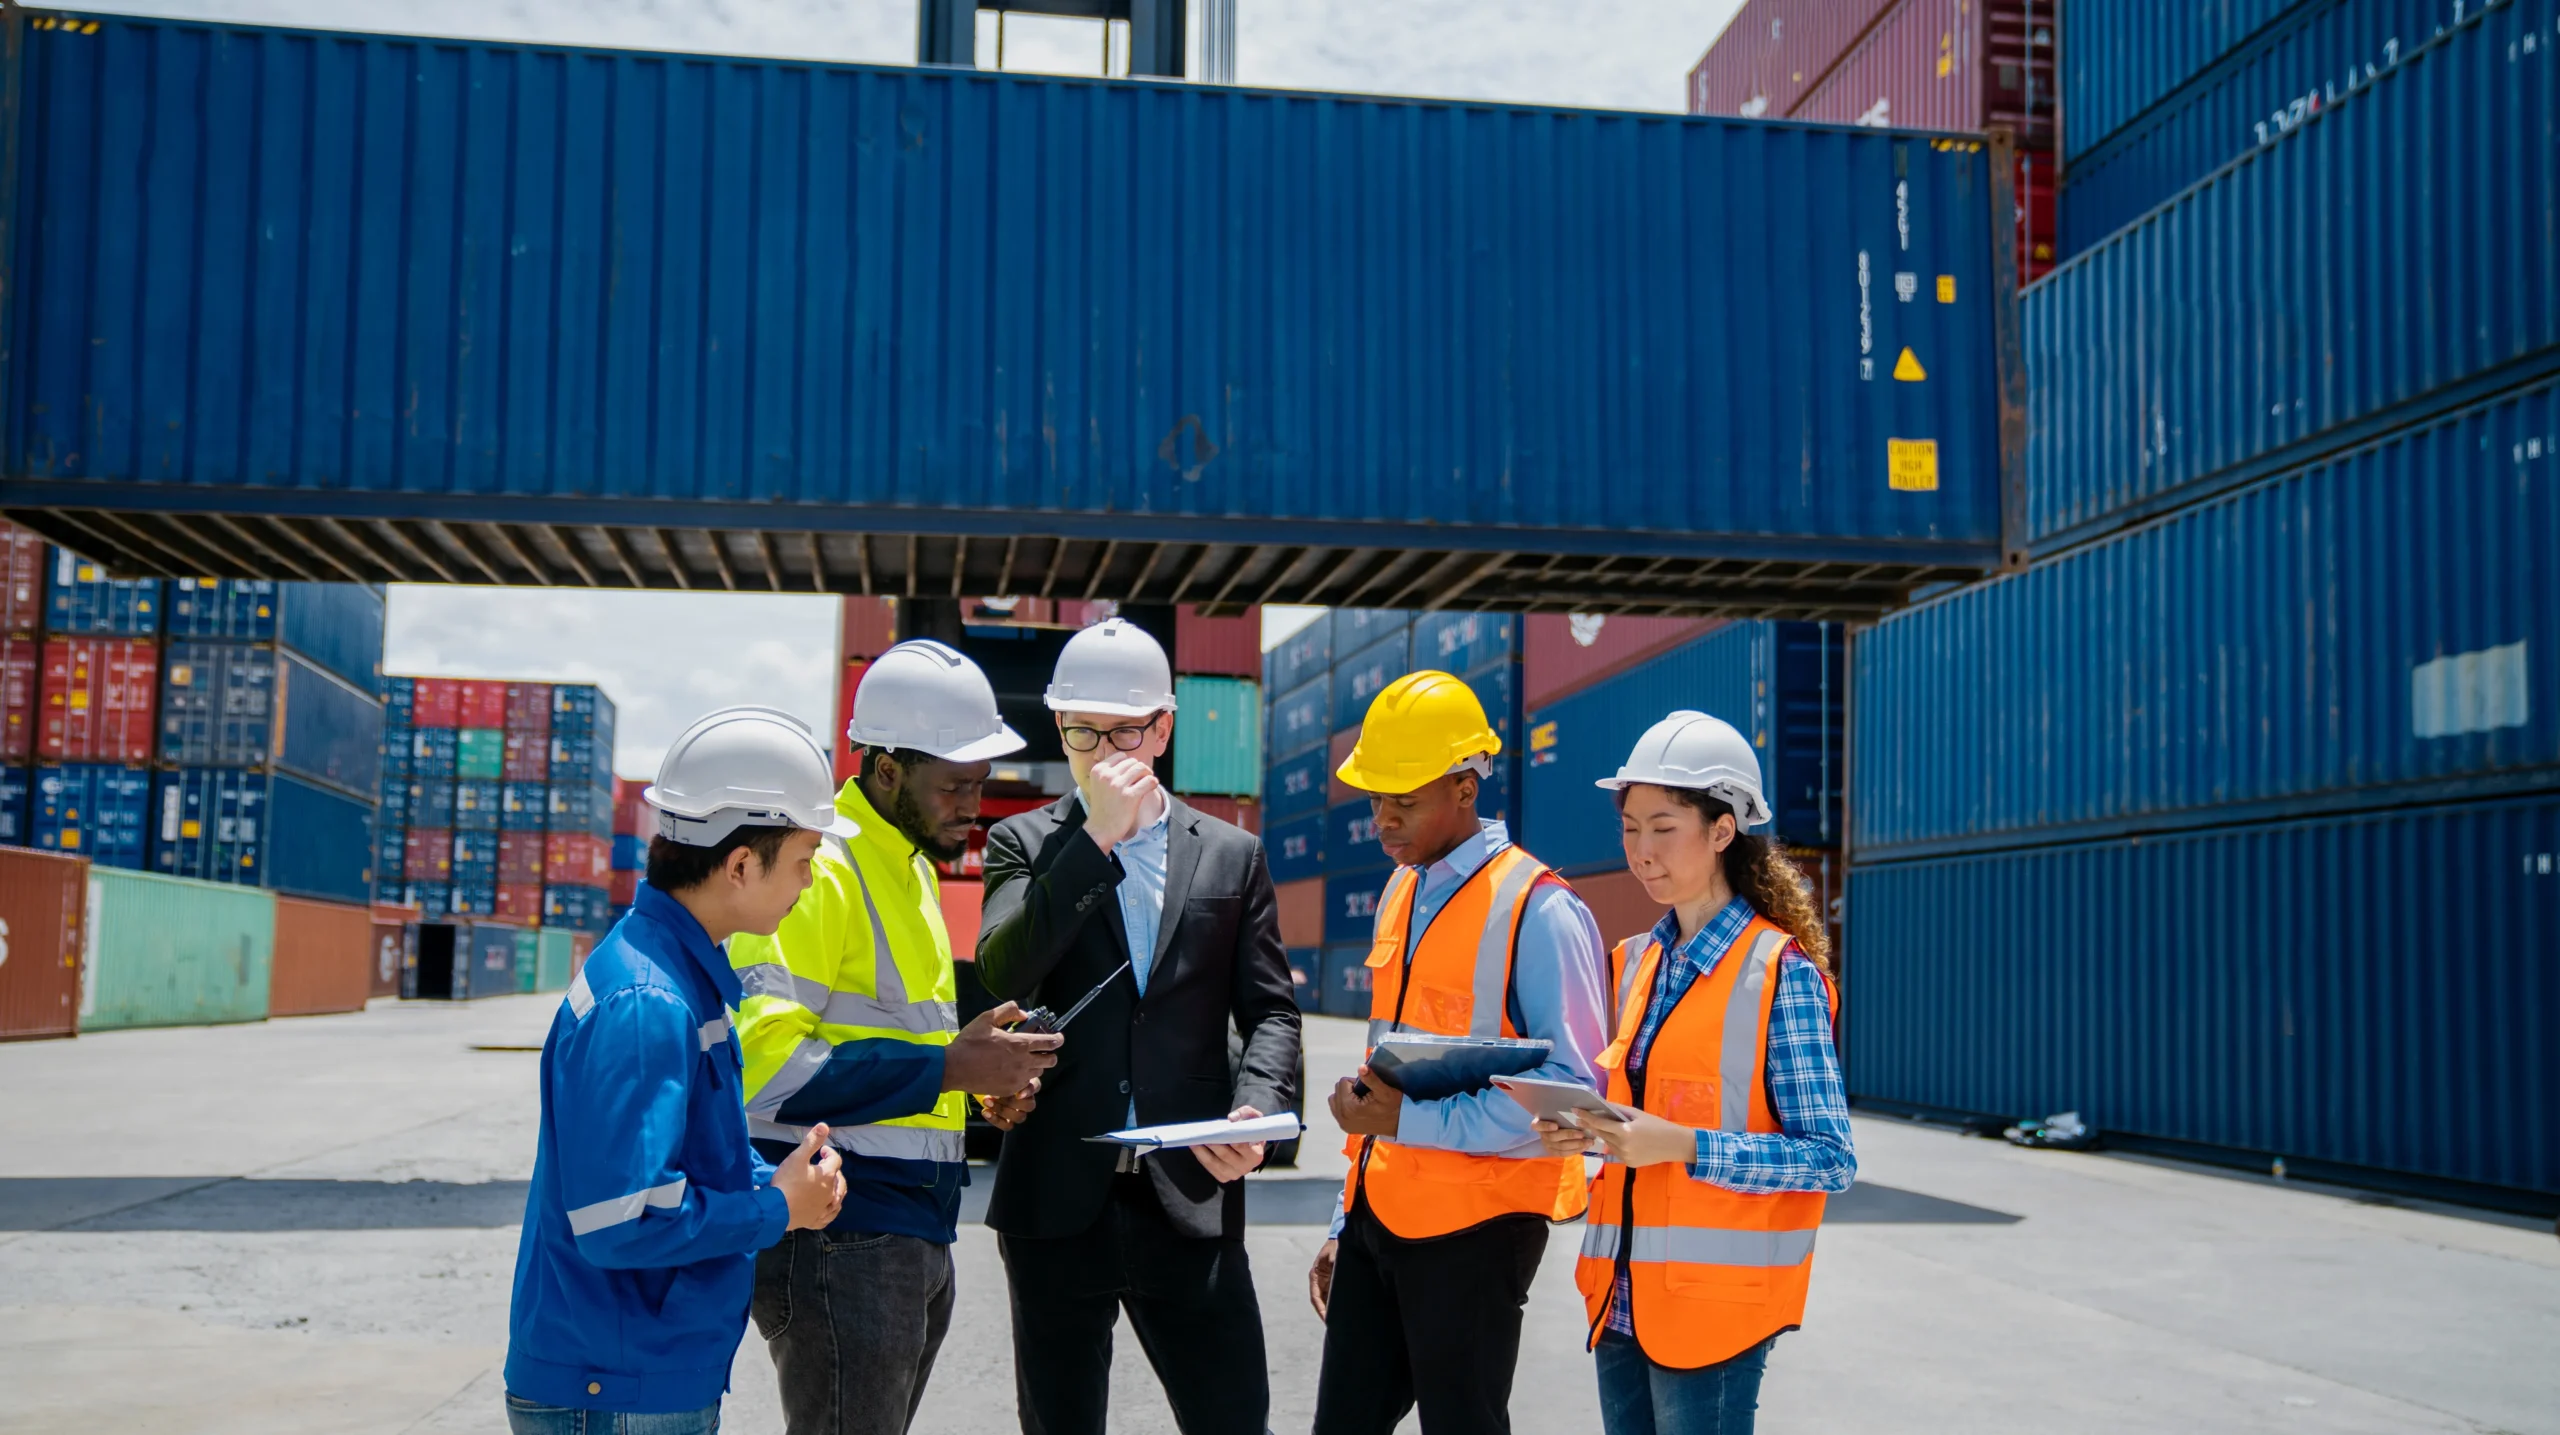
[504,682,553,733]
[1790,0,2054,144]
[498,830,547,885]
[38,636,157,762]
[1173,605,1262,677]
[609,869,639,907]
[1180,794,1261,835]
[368,902,417,998]
[409,678,461,728]
[0,846,84,1041]
[843,596,898,660]
[0,521,42,636]
[503,729,550,782]
[270,896,374,1017]
[496,883,544,925]
[1,635,36,762]
[545,831,610,885]
[1687,0,1902,120]
[614,776,651,836]
[456,681,508,730]
[404,828,454,882]
[1524,614,1726,712]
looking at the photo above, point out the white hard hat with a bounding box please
[1044,618,1178,717]
[1595,709,1773,829]
[847,639,1027,763]
[646,706,858,847]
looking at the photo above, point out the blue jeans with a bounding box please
[1594,1331,1774,1435]
[504,1394,721,1435]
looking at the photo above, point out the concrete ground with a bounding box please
[1,996,2553,1435]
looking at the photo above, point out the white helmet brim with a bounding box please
[931,721,1029,764]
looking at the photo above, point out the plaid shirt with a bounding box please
[1607,896,1856,1338]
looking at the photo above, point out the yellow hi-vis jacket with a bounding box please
[728,778,965,1163]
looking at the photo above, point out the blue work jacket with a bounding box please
[504,883,792,1413]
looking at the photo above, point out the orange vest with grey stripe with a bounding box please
[1575,918,1838,1369]
[1339,846,1589,1239]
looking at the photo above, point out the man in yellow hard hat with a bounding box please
[1307,669,1611,1435]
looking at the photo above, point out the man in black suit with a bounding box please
[976,618,1301,1435]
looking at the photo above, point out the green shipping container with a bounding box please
[535,928,578,992]
[1172,677,1262,797]
[455,728,507,779]
[80,868,276,1030]
[511,928,541,993]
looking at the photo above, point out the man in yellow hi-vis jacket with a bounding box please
[731,640,1061,1435]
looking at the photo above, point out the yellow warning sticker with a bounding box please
[1893,347,1928,382]
[1937,275,1956,303]
[181,820,202,838]
[61,831,82,849]
[68,692,89,709]
[1888,438,1940,492]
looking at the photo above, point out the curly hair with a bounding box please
[1616,785,1834,976]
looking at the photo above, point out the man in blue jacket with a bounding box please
[504,707,855,1434]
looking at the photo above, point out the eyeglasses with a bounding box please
[1060,719,1156,753]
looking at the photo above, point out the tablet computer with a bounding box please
[1490,1074,1636,1125]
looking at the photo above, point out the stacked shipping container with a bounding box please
[29,546,158,866]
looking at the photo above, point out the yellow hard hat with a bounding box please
[1335,670,1502,795]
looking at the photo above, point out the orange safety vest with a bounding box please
[1575,917,1838,1370]
[1339,845,1589,1240]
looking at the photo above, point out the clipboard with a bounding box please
[1083,1113,1306,1151]
[1365,1034,1552,1101]
[1489,1074,1635,1126]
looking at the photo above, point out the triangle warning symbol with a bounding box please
[1893,347,1927,382]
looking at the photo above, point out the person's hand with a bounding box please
[774,1123,846,1231]
[1531,1115,1597,1158]
[1080,753,1161,856]
[979,1076,1041,1131]
[1329,1070,1402,1138]
[942,1002,1063,1095]
[1308,1238,1338,1320]
[1578,1107,1698,1169]
[1193,1105,1270,1183]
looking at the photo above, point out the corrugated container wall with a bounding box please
[33,762,150,868]
[162,580,385,691]
[0,846,84,1040]
[2056,0,2458,258]
[1174,606,1261,678]
[1262,612,1332,699]
[2,635,34,760]
[2060,0,2314,162]
[6,16,2007,566]
[1524,613,1725,711]
[1856,378,2560,859]
[268,895,373,1016]
[0,521,41,634]
[1687,0,1904,119]
[0,764,30,843]
[1170,676,1261,797]
[40,637,155,762]
[1267,810,1323,884]
[79,867,275,1030]
[842,597,898,661]
[1847,795,2560,1204]
[42,550,158,635]
[264,775,377,905]
[1791,0,2056,144]
[2025,0,2560,553]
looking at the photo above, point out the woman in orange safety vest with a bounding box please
[1532,709,1854,1435]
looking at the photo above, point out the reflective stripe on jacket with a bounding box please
[1341,844,1589,1239]
[1575,917,1837,1370]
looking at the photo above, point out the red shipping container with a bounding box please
[38,637,158,762]
[1523,614,1726,712]
[457,680,508,729]
[495,883,545,924]
[843,596,897,660]
[1173,605,1262,677]
[404,828,454,882]
[939,878,981,963]
[1180,794,1261,835]
[1789,0,2052,142]
[1687,0,1902,121]
[0,521,42,637]
[609,869,639,907]
[368,902,418,998]
[833,660,868,784]
[545,831,610,885]
[504,681,554,732]
[1,636,38,762]
[570,931,600,978]
[498,831,548,885]
[409,677,461,728]
[270,896,374,1017]
[614,775,652,836]
[504,729,550,782]
[0,846,84,1041]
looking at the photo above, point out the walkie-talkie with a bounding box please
[1013,958,1132,1035]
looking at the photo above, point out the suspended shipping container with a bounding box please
[2060,0,2313,163]
[1687,0,1904,120]
[39,636,156,762]
[1857,378,2560,859]
[79,866,275,1030]
[1170,676,1261,797]
[2025,0,2559,552]
[0,845,84,1041]
[268,895,374,1016]
[1846,793,2560,1208]
[32,763,150,868]
[160,580,385,690]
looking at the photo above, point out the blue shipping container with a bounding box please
[159,644,382,798]
[2059,0,2460,257]
[0,765,30,844]
[397,881,452,914]
[406,778,456,824]
[274,654,383,798]
[1266,810,1326,886]
[1324,873,1389,947]
[1270,679,1332,761]
[384,677,417,730]
[500,782,550,831]
[1265,748,1329,822]
[264,774,374,903]
[547,783,613,837]
[1331,611,1413,656]
[1411,611,1518,680]
[1264,613,1333,699]
[1326,798,1390,877]
[2060,0,2313,163]
[374,823,407,889]
[1523,622,1844,873]
[151,767,268,882]
[548,732,611,788]
[1320,944,1376,1017]
[452,779,501,833]
[545,884,616,933]
[1859,378,2560,859]
[409,729,458,780]
[31,763,151,868]
[1331,633,1414,735]
[379,731,413,781]
[42,549,159,635]
[162,580,385,691]
[1,13,2008,585]
[2027,0,2560,552]
[1285,947,1318,1015]
[1846,793,2560,1201]
[611,832,644,872]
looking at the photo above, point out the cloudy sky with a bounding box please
[142,0,1748,774]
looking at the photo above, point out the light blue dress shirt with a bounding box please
[1078,787,1172,1126]
[1331,819,1611,1238]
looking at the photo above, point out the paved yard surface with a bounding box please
[2,996,2552,1434]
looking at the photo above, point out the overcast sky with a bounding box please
[194,0,1748,774]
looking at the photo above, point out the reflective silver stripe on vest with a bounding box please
[736,961,829,1011]
[1468,857,1547,1037]
[1718,929,1790,1133]
[564,1176,688,1236]
[825,836,962,1036]
[565,971,596,1019]
[750,1116,966,1163]
[1579,1221,1817,1268]
[697,1014,734,1052]
[1613,935,1657,1035]
[747,1036,835,1119]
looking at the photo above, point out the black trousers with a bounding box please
[996,1171,1271,1435]
[1311,1198,1551,1435]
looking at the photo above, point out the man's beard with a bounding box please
[888,779,970,863]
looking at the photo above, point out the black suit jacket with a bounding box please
[977,793,1301,1241]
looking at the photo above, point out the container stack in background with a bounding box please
[1166,603,1264,835]
[1847,0,2560,1210]
[610,777,648,920]
[1690,0,2060,281]
[0,522,42,845]
[30,546,160,870]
